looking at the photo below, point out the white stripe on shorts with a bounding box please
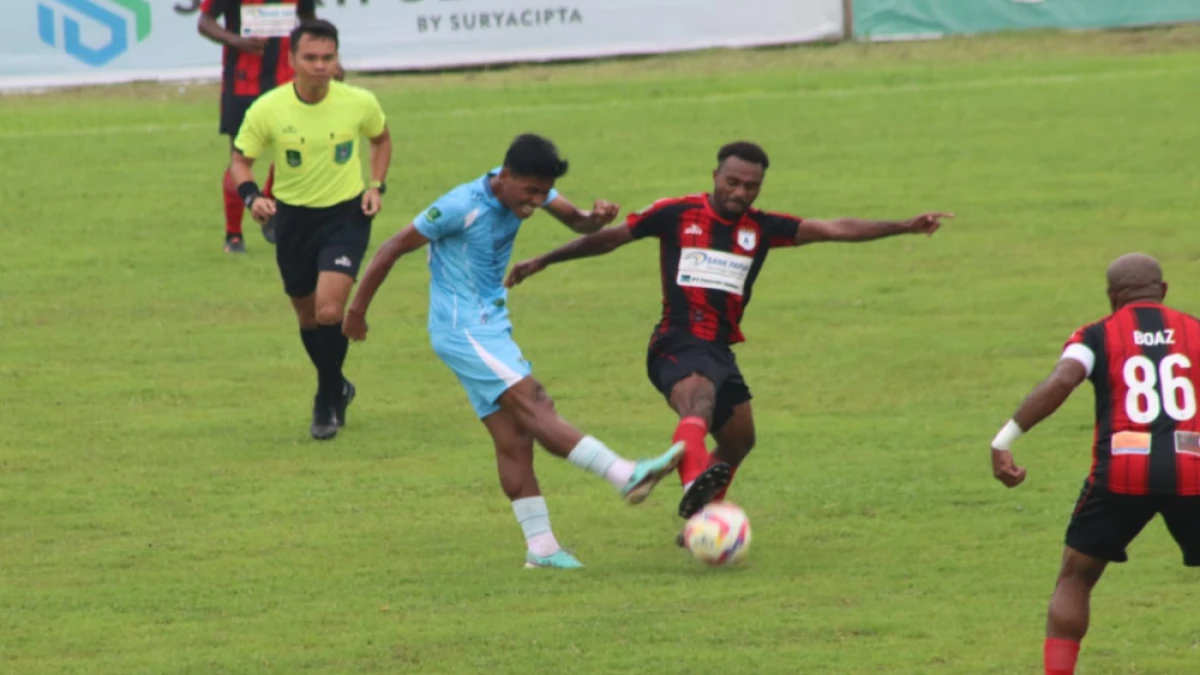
[465,330,525,387]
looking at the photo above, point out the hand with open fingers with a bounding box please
[362,188,382,217]
[991,448,1027,488]
[343,311,368,342]
[907,212,953,236]
[585,200,621,228]
[505,257,546,288]
[250,196,276,225]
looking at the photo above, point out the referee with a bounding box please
[229,19,392,440]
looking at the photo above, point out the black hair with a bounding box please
[717,141,769,170]
[503,133,569,180]
[290,19,339,52]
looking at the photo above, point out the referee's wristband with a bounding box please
[991,419,1024,451]
[237,181,263,209]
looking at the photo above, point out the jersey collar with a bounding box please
[701,193,744,226]
[478,167,504,209]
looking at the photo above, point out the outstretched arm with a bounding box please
[542,195,621,234]
[989,358,1089,488]
[344,225,431,341]
[505,225,634,288]
[795,212,952,245]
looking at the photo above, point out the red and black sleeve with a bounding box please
[761,212,803,248]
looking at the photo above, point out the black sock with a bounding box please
[300,327,321,371]
[313,322,348,404]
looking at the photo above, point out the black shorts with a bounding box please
[220,92,258,137]
[1066,480,1200,566]
[646,331,751,433]
[274,197,372,298]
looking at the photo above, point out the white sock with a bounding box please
[511,496,561,557]
[567,436,635,489]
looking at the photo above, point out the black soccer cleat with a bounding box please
[224,234,246,254]
[310,398,338,441]
[335,380,356,427]
[678,462,733,519]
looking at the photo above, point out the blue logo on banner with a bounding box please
[37,0,152,67]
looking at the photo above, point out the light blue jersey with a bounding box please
[413,167,559,334]
[414,168,559,418]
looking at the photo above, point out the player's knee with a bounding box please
[527,397,560,433]
[314,304,345,326]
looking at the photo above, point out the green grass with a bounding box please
[4,26,1200,675]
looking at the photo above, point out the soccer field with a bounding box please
[4,26,1200,675]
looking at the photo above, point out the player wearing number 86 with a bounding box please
[988,252,1200,675]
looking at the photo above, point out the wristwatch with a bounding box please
[369,180,387,195]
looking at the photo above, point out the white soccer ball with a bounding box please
[683,501,751,566]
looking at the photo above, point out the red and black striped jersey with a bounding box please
[1063,302,1200,496]
[625,194,802,345]
[201,0,314,98]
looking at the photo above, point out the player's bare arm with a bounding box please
[197,6,266,54]
[542,195,621,234]
[990,358,1089,488]
[343,224,431,341]
[794,212,953,245]
[505,225,634,288]
[228,149,275,224]
[361,126,392,217]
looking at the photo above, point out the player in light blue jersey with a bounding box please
[344,134,685,568]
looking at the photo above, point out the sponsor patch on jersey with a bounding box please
[1175,431,1200,457]
[1112,431,1151,456]
[676,247,752,295]
[240,4,299,38]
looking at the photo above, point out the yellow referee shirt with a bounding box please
[235,80,387,208]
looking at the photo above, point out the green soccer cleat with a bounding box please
[524,549,584,569]
[621,441,686,505]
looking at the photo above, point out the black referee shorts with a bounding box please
[646,331,751,433]
[274,196,372,298]
[219,92,259,137]
[1066,479,1200,567]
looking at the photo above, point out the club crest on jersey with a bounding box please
[334,140,354,164]
[1133,330,1175,346]
[737,227,757,251]
[286,149,302,167]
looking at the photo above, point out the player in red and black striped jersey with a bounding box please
[506,141,951,530]
[199,0,316,253]
[988,253,1200,675]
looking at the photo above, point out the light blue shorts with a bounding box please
[430,326,533,419]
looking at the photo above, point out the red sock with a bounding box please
[710,452,738,501]
[1044,638,1080,675]
[263,164,275,199]
[673,416,709,486]
[222,167,244,237]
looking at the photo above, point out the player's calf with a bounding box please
[668,375,719,487]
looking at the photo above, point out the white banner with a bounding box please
[1,0,843,91]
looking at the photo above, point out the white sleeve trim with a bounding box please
[1061,343,1095,376]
